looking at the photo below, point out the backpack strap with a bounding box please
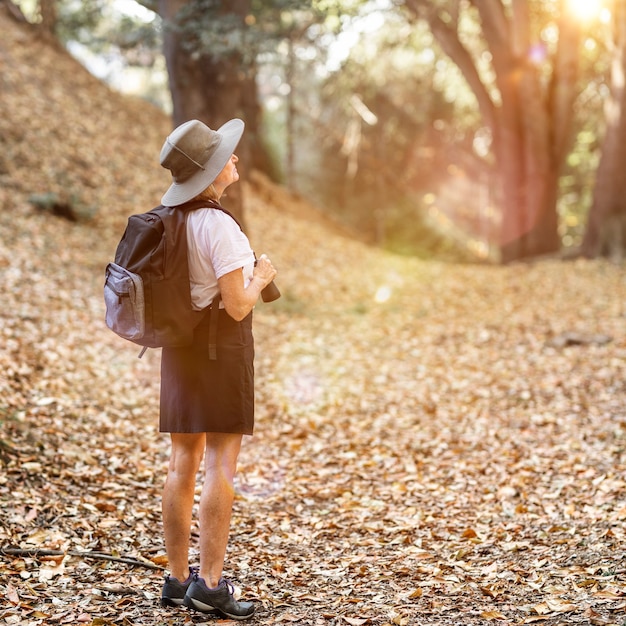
[172,199,244,230]
[208,294,220,361]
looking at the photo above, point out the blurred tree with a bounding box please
[235,0,349,188]
[145,0,345,218]
[39,0,56,38]
[292,7,480,258]
[403,0,583,262]
[582,0,626,259]
[135,0,254,221]
[324,37,456,245]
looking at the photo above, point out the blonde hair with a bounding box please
[192,184,219,202]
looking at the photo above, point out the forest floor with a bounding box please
[2,193,626,626]
[1,6,626,626]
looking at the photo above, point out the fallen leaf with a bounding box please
[480,610,506,620]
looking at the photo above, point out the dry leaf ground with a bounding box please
[1,9,626,626]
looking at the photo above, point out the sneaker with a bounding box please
[161,567,197,607]
[184,576,255,620]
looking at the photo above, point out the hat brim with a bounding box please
[161,118,244,207]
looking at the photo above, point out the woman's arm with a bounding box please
[218,255,277,321]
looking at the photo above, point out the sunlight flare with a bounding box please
[566,0,603,22]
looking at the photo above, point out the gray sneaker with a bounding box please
[184,576,255,620]
[160,567,197,607]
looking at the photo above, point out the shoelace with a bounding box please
[221,578,235,594]
[167,566,198,584]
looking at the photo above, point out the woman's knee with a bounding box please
[204,433,243,478]
[169,433,205,475]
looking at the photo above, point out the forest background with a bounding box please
[10,0,626,264]
[1,0,626,625]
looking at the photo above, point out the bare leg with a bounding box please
[198,432,243,587]
[162,433,205,581]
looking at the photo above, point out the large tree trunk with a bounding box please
[496,1,579,262]
[158,0,261,224]
[406,0,580,262]
[582,0,626,259]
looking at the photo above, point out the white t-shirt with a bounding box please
[186,208,255,310]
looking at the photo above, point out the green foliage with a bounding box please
[56,0,107,45]
[55,0,161,62]
[173,0,345,65]
[557,16,612,250]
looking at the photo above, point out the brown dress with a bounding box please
[159,308,254,434]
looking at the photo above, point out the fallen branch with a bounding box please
[1,547,164,570]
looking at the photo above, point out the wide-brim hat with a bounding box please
[160,118,244,206]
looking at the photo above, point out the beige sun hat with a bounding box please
[159,118,244,206]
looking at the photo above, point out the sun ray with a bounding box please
[566,0,604,22]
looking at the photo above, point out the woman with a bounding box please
[157,118,277,620]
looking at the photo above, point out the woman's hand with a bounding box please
[253,254,277,289]
[218,255,278,321]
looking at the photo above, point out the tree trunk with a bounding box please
[496,11,572,263]
[582,0,626,259]
[479,0,580,262]
[406,0,580,262]
[39,0,57,40]
[158,0,260,225]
